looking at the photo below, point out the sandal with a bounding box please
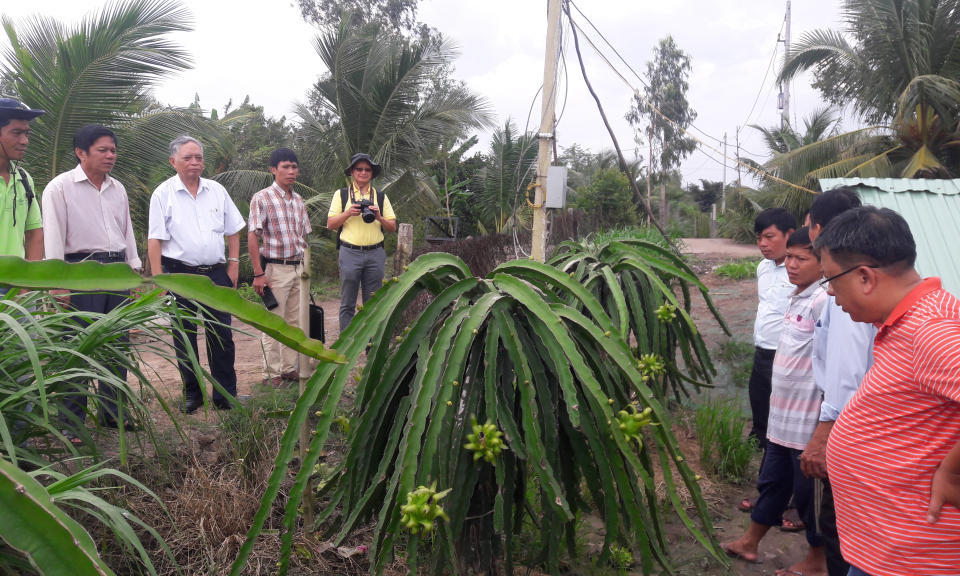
[737,498,754,513]
[63,432,84,446]
[781,509,806,532]
[103,418,139,432]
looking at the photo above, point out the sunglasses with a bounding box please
[819,264,880,287]
[353,167,373,173]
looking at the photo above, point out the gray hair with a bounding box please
[169,135,203,158]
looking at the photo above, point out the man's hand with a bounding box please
[346,203,363,217]
[253,273,270,296]
[49,289,70,307]
[801,421,834,479]
[227,261,239,289]
[927,463,960,524]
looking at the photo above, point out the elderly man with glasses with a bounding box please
[326,153,396,333]
[148,135,245,414]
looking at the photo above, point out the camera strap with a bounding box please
[336,184,385,250]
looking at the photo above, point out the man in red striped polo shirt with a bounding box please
[815,206,960,576]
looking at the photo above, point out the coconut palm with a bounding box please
[474,120,537,234]
[296,17,494,221]
[775,0,960,181]
[0,0,230,192]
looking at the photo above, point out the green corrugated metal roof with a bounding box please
[820,178,960,296]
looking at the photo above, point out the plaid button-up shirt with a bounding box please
[248,184,312,259]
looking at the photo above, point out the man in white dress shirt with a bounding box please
[42,124,141,437]
[750,207,797,451]
[147,136,245,414]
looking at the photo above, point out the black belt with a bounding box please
[262,257,302,266]
[161,256,224,274]
[340,241,384,251]
[65,251,125,263]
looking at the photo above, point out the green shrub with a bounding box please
[575,168,638,228]
[694,396,757,483]
[589,225,685,253]
[714,260,759,280]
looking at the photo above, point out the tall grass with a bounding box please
[714,260,759,280]
[694,396,757,483]
[716,338,755,389]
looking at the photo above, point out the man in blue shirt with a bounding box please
[795,188,876,576]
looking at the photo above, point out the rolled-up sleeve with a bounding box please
[148,191,170,241]
[820,306,876,421]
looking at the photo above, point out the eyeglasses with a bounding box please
[819,264,880,287]
[353,167,373,173]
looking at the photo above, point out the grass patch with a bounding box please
[716,338,754,389]
[713,259,759,280]
[693,396,757,483]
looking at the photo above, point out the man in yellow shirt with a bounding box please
[327,153,396,331]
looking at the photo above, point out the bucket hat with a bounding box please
[343,153,381,179]
[0,98,45,122]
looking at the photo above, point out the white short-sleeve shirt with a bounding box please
[148,175,245,266]
[754,258,794,350]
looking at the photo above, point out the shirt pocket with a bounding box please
[207,206,225,235]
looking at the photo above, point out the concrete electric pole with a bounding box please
[782,0,791,129]
[722,132,727,213]
[530,0,562,262]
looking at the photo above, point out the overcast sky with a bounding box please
[2,0,849,186]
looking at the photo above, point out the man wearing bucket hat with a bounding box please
[0,98,45,267]
[327,153,396,332]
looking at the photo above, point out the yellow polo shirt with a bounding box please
[327,185,395,246]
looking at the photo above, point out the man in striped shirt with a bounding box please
[248,148,312,387]
[817,206,960,576]
[724,227,829,574]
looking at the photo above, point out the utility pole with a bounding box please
[721,132,727,212]
[783,0,791,129]
[736,128,742,189]
[530,0,561,262]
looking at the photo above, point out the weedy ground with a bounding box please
[712,259,760,281]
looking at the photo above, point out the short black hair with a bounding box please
[809,187,862,229]
[786,226,813,251]
[0,117,11,130]
[813,206,916,270]
[73,125,117,161]
[270,147,299,168]
[754,207,796,236]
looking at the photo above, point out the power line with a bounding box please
[568,0,726,146]
[740,18,785,132]
[567,15,816,195]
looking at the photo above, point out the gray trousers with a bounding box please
[338,246,385,332]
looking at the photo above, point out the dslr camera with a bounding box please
[354,199,377,223]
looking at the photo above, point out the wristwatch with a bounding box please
[227,257,239,263]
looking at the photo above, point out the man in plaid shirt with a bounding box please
[247,148,312,386]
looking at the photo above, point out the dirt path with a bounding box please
[682,238,761,259]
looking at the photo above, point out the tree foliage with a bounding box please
[575,168,638,228]
[626,36,698,179]
[686,180,722,213]
[475,120,537,234]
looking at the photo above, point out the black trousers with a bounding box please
[748,347,777,450]
[59,290,130,427]
[819,476,850,576]
[751,442,824,548]
[164,266,237,402]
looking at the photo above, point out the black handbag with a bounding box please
[309,294,326,343]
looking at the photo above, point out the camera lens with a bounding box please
[361,207,376,223]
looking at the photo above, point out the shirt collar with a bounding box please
[174,175,206,194]
[71,164,112,189]
[880,277,941,328]
[793,282,821,298]
[272,182,296,199]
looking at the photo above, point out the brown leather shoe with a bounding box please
[280,371,300,382]
[261,377,284,387]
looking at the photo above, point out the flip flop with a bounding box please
[63,432,84,446]
[737,498,754,513]
[103,418,139,432]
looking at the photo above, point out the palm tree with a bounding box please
[1,0,235,245]
[474,120,537,234]
[776,0,960,180]
[295,17,494,221]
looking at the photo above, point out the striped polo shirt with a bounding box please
[828,278,960,576]
[767,282,829,450]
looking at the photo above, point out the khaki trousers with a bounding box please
[262,262,301,379]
